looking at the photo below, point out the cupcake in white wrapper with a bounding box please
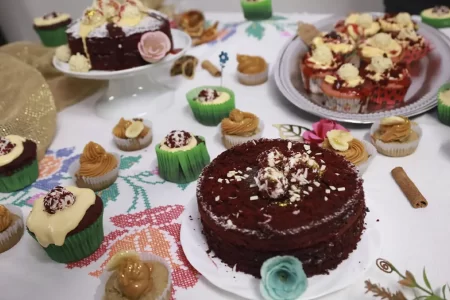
[97,251,172,300]
[112,119,153,151]
[236,54,269,86]
[221,109,264,149]
[0,204,24,254]
[370,116,422,157]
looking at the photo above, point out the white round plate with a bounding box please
[274,15,450,123]
[180,197,381,300]
[53,29,191,80]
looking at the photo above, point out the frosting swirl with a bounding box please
[113,118,149,139]
[221,109,259,136]
[78,142,117,177]
[237,55,267,74]
[377,116,412,142]
[322,138,368,166]
[0,205,12,233]
[117,257,152,300]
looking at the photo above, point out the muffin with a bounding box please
[370,116,422,157]
[27,186,104,263]
[0,205,24,254]
[221,109,264,149]
[362,56,411,111]
[0,135,39,193]
[236,54,269,86]
[394,28,429,64]
[74,142,120,191]
[112,118,153,151]
[437,83,450,126]
[301,44,343,94]
[33,12,71,47]
[103,250,172,300]
[186,86,236,126]
[321,63,367,113]
[155,130,210,184]
[240,0,272,21]
[421,6,450,28]
[358,33,404,64]
[311,31,356,60]
[335,13,380,40]
[321,130,376,175]
[379,12,418,33]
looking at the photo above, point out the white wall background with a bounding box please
[0,0,383,43]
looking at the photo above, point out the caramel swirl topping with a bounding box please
[0,205,12,233]
[378,117,411,143]
[322,138,369,166]
[117,257,153,300]
[221,109,259,136]
[237,54,267,74]
[113,118,149,139]
[78,142,117,177]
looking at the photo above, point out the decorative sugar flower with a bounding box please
[302,119,348,144]
[138,31,171,63]
[260,256,308,300]
[219,51,229,66]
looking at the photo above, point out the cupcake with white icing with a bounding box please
[335,13,380,40]
[33,12,72,47]
[358,33,404,64]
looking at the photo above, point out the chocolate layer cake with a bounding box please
[66,10,173,71]
[197,139,366,278]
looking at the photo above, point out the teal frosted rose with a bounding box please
[260,256,308,300]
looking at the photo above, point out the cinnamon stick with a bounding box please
[391,167,428,208]
[201,60,221,77]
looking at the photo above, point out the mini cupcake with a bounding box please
[379,12,418,33]
[74,142,120,191]
[236,54,269,86]
[358,33,404,64]
[335,13,380,40]
[421,6,450,28]
[27,186,104,263]
[301,44,343,94]
[311,31,356,60]
[186,86,236,126]
[321,130,376,175]
[33,12,71,47]
[101,250,172,300]
[112,118,153,151]
[0,205,24,254]
[221,109,264,149]
[370,116,422,157]
[362,56,411,111]
[240,0,272,20]
[437,83,450,126]
[394,28,429,64]
[0,135,39,193]
[155,130,210,183]
[321,63,367,113]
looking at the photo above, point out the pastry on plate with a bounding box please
[221,109,264,149]
[311,31,356,60]
[358,33,404,64]
[370,116,422,157]
[321,63,367,113]
[394,28,429,64]
[438,83,450,126]
[0,135,39,193]
[236,54,269,86]
[0,205,24,254]
[335,13,380,40]
[33,12,71,47]
[112,118,153,151]
[155,130,210,183]
[421,6,450,28]
[27,186,104,263]
[379,12,418,33]
[74,142,120,191]
[186,86,236,126]
[301,44,343,94]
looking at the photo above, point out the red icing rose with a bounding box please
[302,119,348,144]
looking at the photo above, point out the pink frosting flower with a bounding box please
[138,31,171,63]
[302,119,348,143]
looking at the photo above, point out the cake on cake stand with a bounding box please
[53,29,192,120]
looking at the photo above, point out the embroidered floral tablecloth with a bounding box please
[1,13,450,300]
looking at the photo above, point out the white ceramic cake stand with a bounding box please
[53,29,192,120]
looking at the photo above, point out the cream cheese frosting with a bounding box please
[440,89,450,105]
[34,13,71,27]
[27,186,96,247]
[344,13,380,38]
[365,56,399,82]
[312,32,355,54]
[55,45,71,62]
[324,63,364,88]
[360,33,402,59]
[422,6,450,19]
[69,53,91,72]
[196,89,231,105]
[307,45,334,67]
[380,12,416,32]
[160,130,198,152]
[0,135,25,167]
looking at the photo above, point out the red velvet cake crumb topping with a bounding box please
[43,186,76,214]
[0,137,16,156]
[163,130,192,148]
[196,89,219,102]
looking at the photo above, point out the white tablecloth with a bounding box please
[1,12,450,300]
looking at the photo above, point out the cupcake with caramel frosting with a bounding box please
[0,204,24,254]
[221,109,264,149]
[236,54,269,86]
[321,129,376,175]
[112,118,153,151]
[370,116,422,157]
[74,142,120,191]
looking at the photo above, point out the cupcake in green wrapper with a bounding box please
[33,12,71,47]
[187,86,236,126]
[421,6,450,28]
[241,0,272,20]
[438,83,450,126]
[156,130,210,184]
[0,135,39,193]
[27,186,104,263]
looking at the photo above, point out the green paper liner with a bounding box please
[0,159,39,193]
[438,83,450,126]
[186,86,236,126]
[421,13,450,28]
[240,0,272,20]
[156,136,210,184]
[28,213,104,263]
[34,26,69,47]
